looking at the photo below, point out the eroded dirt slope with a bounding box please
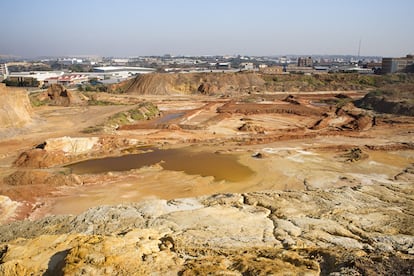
[121,72,414,95]
[0,84,32,128]
[124,72,265,95]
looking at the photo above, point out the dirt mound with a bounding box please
[310,113,333,130]
[283,94,301,105]
[339,147,369,162]
[118,72,414,94]
[355,85,414,116]
[166,123,182,130]
[35,84,85,106]
[311,102,374,131]
[238,122,265,133]
[0,170,82,214]
[0,84,33,128]
[351,114,374,130]
[41,137,99,154]
[124,72,265,95]
[3,170,81,187]
[13,149,69,168]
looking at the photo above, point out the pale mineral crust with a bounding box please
[1,183,413,275]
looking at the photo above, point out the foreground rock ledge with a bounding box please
[0,183,413,275]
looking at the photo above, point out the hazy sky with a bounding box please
[1,0,413,57]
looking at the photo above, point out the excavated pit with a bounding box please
[1,73,414,274]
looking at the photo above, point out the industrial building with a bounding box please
[5,71,64,87]
[297,57,313,67]
[240,62,254,71]
[210,63,231,70]
[0,64,8,76]
[382,55,414,74]
[259,66,284,74]
[44,74,88,86]
[90,66,155,84]
[93,66,155,74]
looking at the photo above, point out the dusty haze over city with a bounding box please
[1,0,414,57]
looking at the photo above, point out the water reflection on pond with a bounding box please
[67,148,254,182]
[154,112,185,124]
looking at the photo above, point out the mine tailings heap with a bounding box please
[124,72,265,95]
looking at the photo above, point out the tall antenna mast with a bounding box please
[358,38,361,59]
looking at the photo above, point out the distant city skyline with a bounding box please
[1,0,413,58]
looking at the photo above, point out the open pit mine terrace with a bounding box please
[0,73,413,275]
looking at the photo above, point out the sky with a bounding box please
[1,0,413,58]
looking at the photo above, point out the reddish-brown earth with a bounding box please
[0,73,413,275]
[0,89,412,221]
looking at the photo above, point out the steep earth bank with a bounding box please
[0,84,32,128]
[355,84,414,116]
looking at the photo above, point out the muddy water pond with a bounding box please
[154,112,185,124]
[67,148,254,182]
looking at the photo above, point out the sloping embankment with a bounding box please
[0,84,32,128]
[355,86,414,116]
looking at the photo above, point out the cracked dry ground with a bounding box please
[0,181,413,275]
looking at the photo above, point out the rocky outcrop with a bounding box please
[311,103,374,131]
[0,84,32,128]
[0,182,413,275]
[0,196,21,224]
[283,94,301,105]
[394,163,414,182]
[42,136,99,154]
[36,84,85,106]
[238,122,266,133]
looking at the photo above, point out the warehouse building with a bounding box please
[382,55,414,74]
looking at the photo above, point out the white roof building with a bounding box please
[93,66,155,74]
[7,71,64,82]
[44,74,88,86]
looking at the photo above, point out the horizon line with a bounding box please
[1,53,394,59]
